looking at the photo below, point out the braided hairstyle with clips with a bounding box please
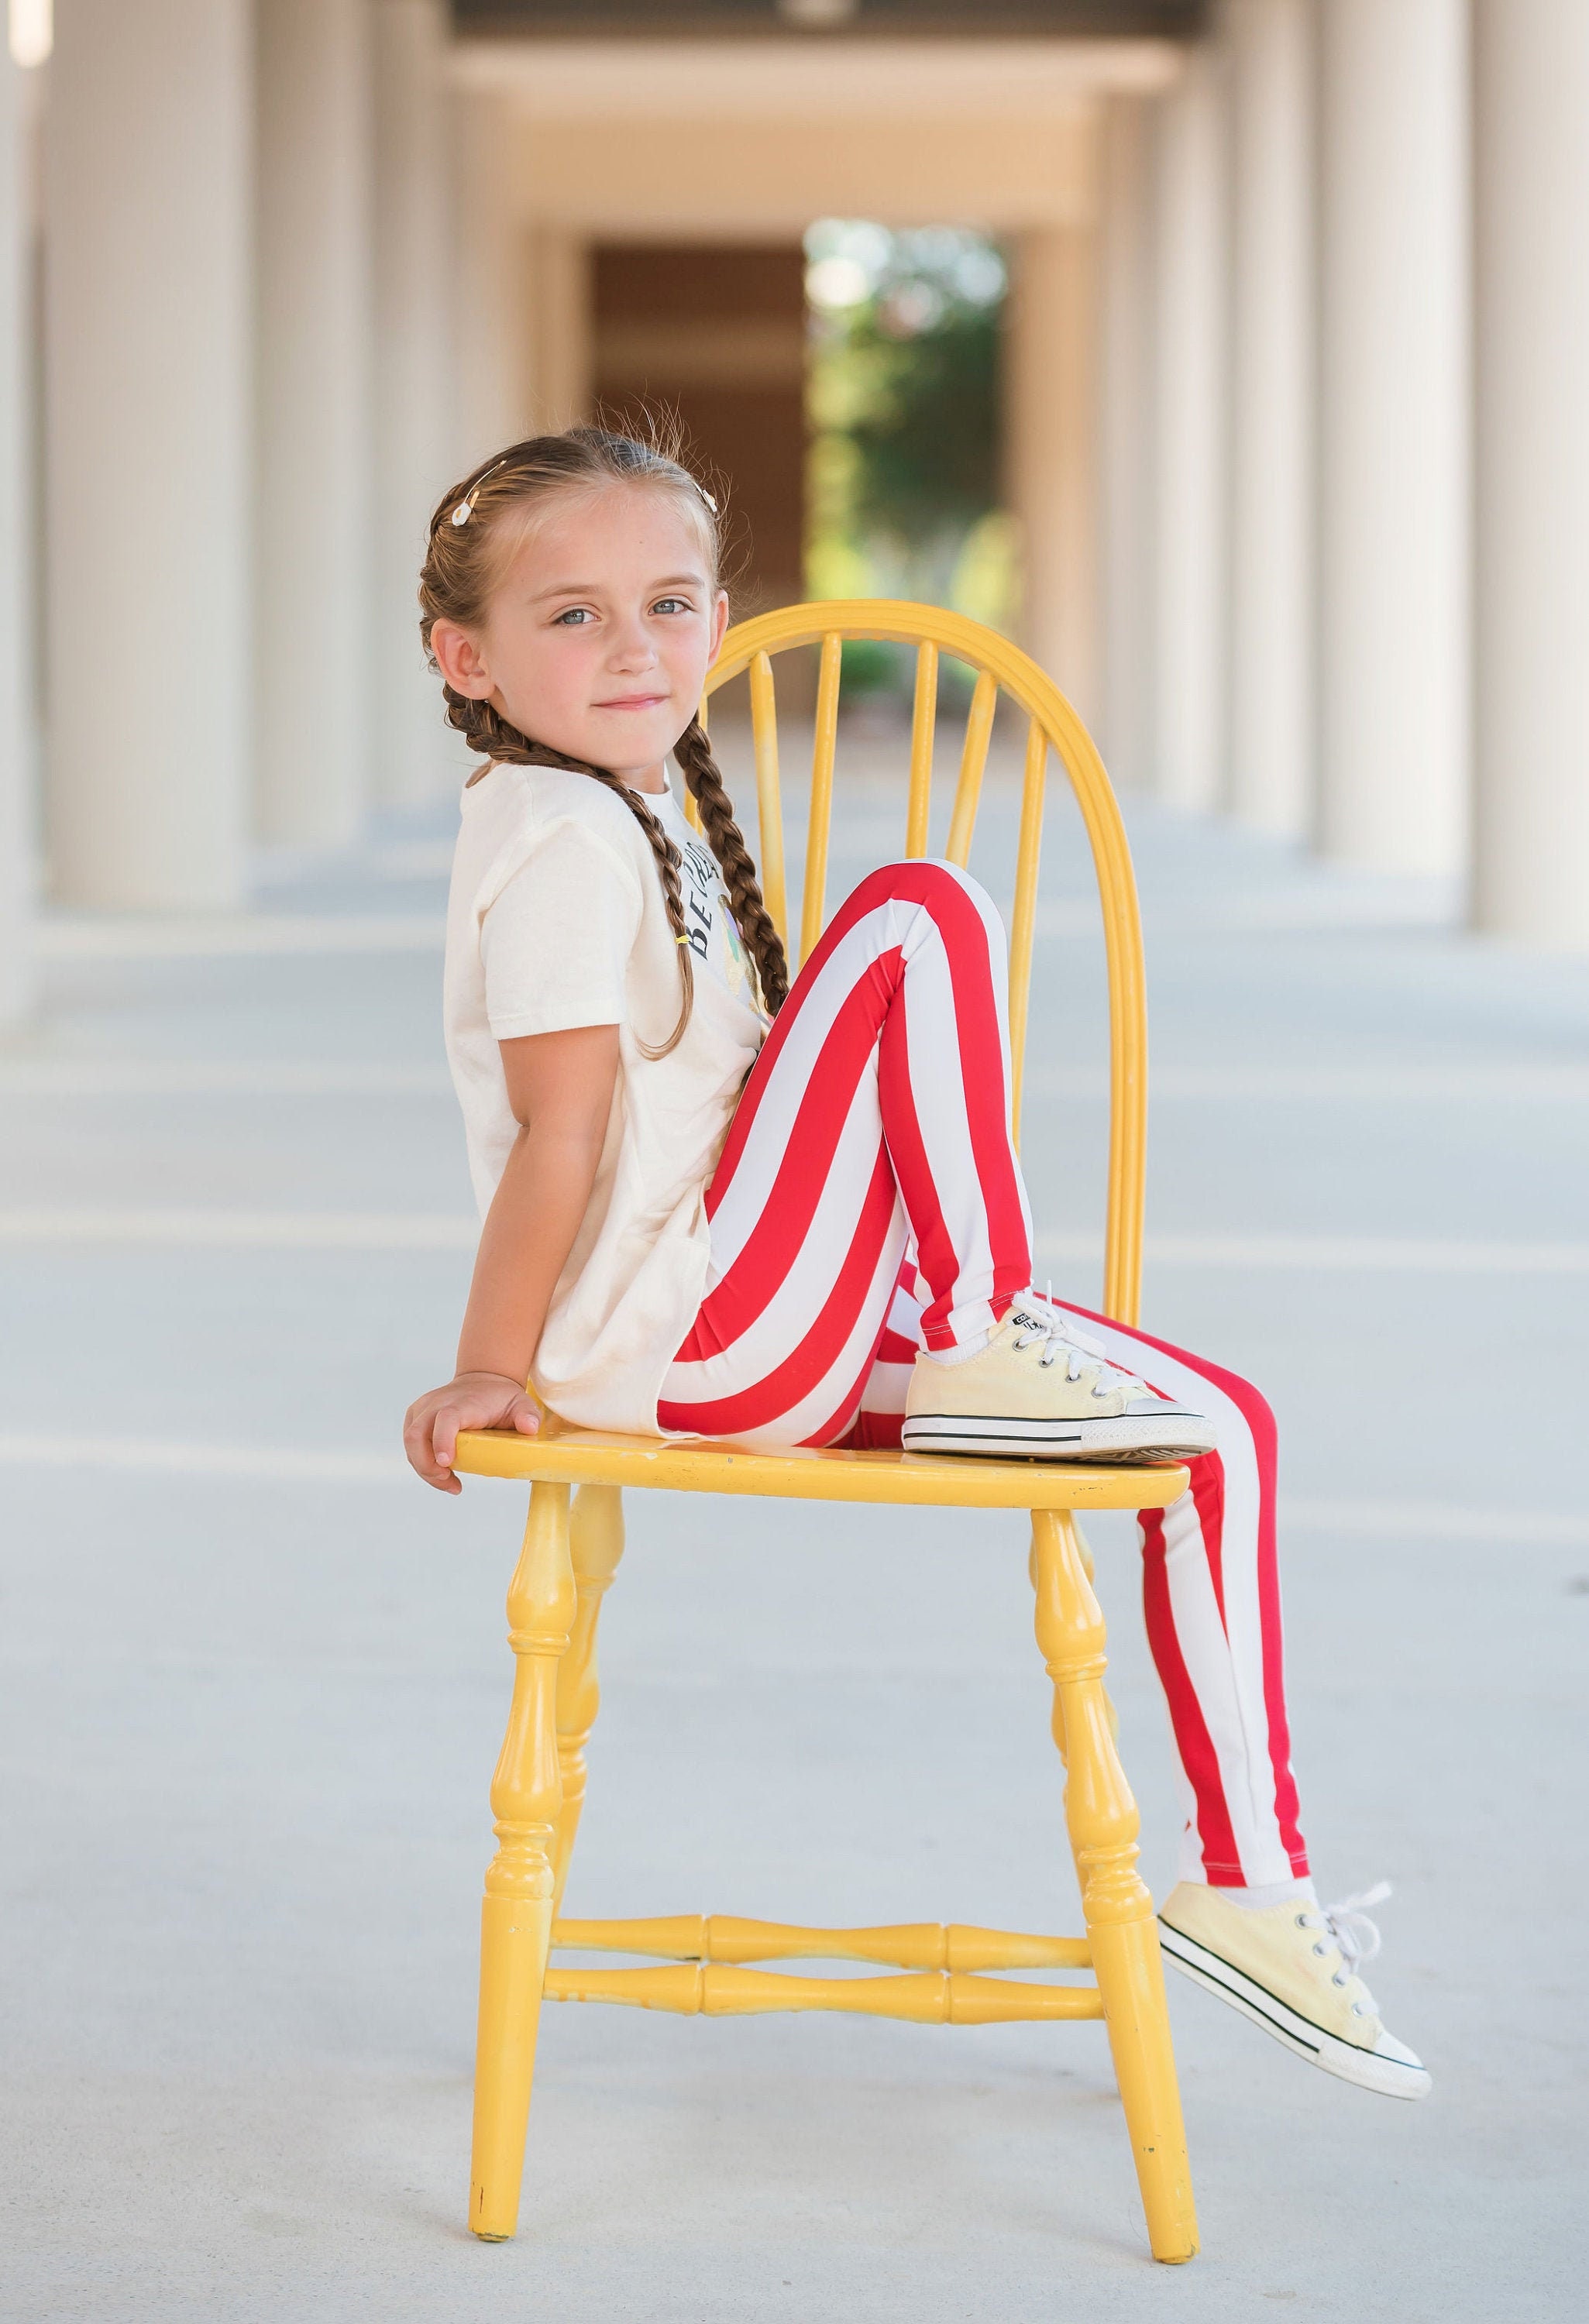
[418,426,789,1057]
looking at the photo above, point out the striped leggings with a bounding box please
[659,861,1308,1890]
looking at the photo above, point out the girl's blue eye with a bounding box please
[553,607,591,626]
[652,596,690,615]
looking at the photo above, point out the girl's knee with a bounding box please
[851,858,998,916]
[1201,1362,1278,1463]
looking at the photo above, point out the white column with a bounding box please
[1150,47,1230,813]
[44,0,252,909]
[0,41,37,1023]
[1315,0,1469,878]
[373,0,453,812]
[255,0,373,850]
[1471,2,1589,949]
[1097,95,1156,790]
[1225,0,1314,839]
[1006,214,1101,722]
[451,88,528,468]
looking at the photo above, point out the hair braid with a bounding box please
[442,686,694,1060]
[673,717,789,1017]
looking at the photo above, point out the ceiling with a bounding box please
[452,2,1209,37]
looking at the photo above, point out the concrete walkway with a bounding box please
[3,729,1587,2321]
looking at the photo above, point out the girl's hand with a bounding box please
[403,1370,541,1493]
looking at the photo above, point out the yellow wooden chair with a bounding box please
[450,603,1200,2264]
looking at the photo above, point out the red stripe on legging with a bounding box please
[1140,1501,1244,1885]
[798,1308,895,1447]
[877,866,1029,1338]
[659,1145,899,1437]
[677,954,901,1359]
[834,1407,905,1451]
[1064,1298,1309,1879]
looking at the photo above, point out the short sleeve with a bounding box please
[480,819,644,1039]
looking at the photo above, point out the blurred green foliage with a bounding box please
[806,223,1015,694]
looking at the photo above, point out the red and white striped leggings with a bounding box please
[659,861,1308,1891]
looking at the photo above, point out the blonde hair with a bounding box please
[419,425,789,1053]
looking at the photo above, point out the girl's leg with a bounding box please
[658,861,1033,1446]
[662,854,1304,1875]
[1050,1302,1307,1890]
[846,1283,1309,1891]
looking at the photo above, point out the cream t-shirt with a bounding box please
[652,785,762,1011]
[443,761,766,1435]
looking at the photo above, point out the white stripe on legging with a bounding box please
[1045,1299,1293,1889]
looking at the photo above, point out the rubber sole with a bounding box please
[1157,1917,1432,2100]
[900,1410,1217,1463]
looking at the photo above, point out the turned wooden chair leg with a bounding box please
[1028,1518,1119,1774]
[469,1480,577,2242]
[552,1483,626,1913]
[1031,1508,1199,2266]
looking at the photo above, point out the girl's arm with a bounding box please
[403,1023,620,1491]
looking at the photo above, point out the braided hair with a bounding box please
[418,425,789,1055]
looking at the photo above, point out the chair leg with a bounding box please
[552,1483,627,1913]
[1031,1508,1199,2265]
[469,1480,577,2242]
[1028,1519,1118,1770]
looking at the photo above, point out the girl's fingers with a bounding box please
[404,1380,534,1489]
[404,1400,462,1488]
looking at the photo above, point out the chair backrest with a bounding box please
[700,600,1147,1330]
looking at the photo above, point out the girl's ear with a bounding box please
[430,618,494,698]
[707,589,730,667]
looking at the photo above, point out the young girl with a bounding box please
[403,426,1429,2103]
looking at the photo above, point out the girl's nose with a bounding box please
[608,619,659,672]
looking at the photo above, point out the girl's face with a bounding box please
[431,482,728,789]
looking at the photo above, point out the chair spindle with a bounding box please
[906,641,937,857]
[945,667,997,867]
[801,632,842,967]
[1006,717,1048,1148]
[748,650,788,947]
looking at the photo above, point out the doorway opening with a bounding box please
[592,241,807,614]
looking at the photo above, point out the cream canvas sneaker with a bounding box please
[901,1302,1216,1461]
[1157,1881,1432,2100]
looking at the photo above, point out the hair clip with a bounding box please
[696,483,719,516]
[448,455,511,528]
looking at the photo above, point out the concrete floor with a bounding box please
[3,725,1587,2321]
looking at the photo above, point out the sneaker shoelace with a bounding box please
[1009,1287,1143,1397]
[1296,1879,1392,2017]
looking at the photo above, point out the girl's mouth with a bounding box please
[596,693,669,711]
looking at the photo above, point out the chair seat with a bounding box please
[452,1423,1188,1511]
